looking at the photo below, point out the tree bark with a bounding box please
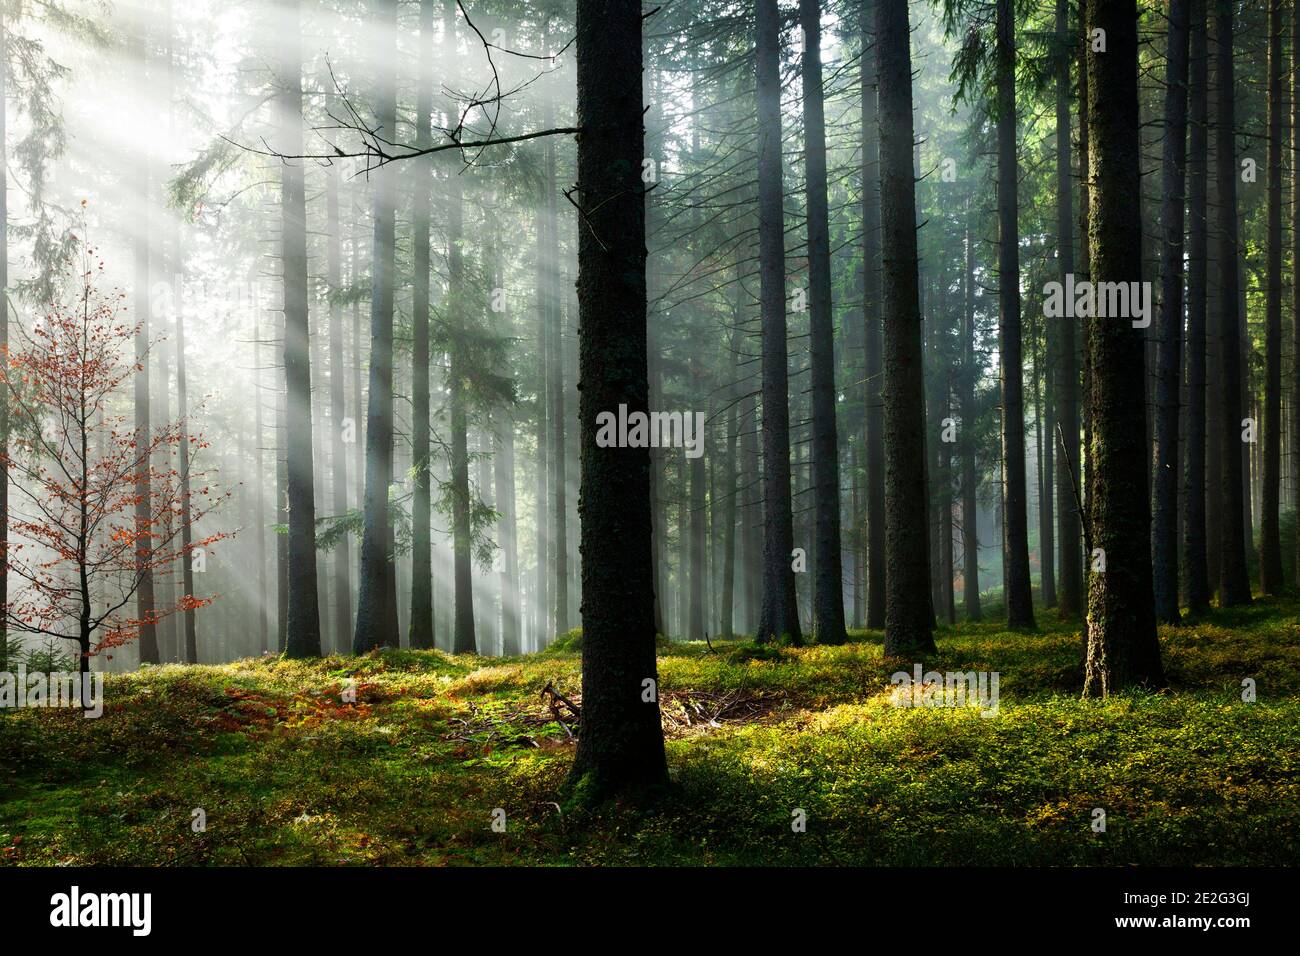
[961,213,981,620]
[408,0,435,649]
[1054,0,1082,617]
[279,0,321,659]
[1260,0,1283,593]
[353,0,401,653]
[1215,0,1251,606]
[754,0,801,644]
[1153,0,1190,622]
[878,0,935,656]
[996,0,1035,629]
[132,20,158,665]
[1183,0,1211,612]
[1082,0,1166,695]
[800,0,848,644]
[568,0,668,799]
[861,0,885,630]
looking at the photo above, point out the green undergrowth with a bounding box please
[2,596,1297,865]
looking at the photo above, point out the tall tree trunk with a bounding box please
[1293,0,1300,584]
[878,0,935,656]
[1153,0,1190,622]
[1183,0,1211,612]
[1054,0,1082,616]
[568,0,668,798]
[801,0,848,645]
[544,110,568,639]
[447,2,475,655]
[961,213,981,620]
[1082,0,1166,695]
[754,0,801,644]
[133,21,158,665]
[408,0,435,649]
[861,0,885,630]
[1260,0,1283,592]
[0,8,9,673]
[280,0,320,658]
[353,0,401,652]
[324,108,352,652]
[996,0,1035,629]
[1215,0,1251,606]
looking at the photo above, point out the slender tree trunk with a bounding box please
[961,214,981,620]
[1054,0,1082,617]
[253,306,271,652]
[408,0,435,649]
[176,273,197,662]
[800,0,848,644]
[1260,0,1283,592]
[721,317,741,639]
[1082,0,1165,695]
[1153,0,1190,622]
[567,0,668,798]
[132,21,158,665]
[353,0,401,652]
[861,0,886,630]
[878,0,935,656]
[0,8,9,673]
[546,146,569,641]
[324,109,352,652]
[1033,316,1056,608]
[1183,0,1211,612]
[279,0,320,658]
[996,0,1035,629]
[754,0,801,644]
[1216,0,1251,606]
[1293,0,1300,584]
[495,411,519,655]
[447,16,476,655]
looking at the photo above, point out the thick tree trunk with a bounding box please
[996,0,1035,629]
[878,0,935,656]
[568,0,668,799]
[353,0,401,653]
[1082,0,1165,695]
[1183,0,1211,612]
[754,0,801,644]
[1215,0,1251,606]
[1153,0,1190,623]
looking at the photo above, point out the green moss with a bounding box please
[3,597,1298,865]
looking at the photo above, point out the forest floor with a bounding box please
[2,597,1298,866]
